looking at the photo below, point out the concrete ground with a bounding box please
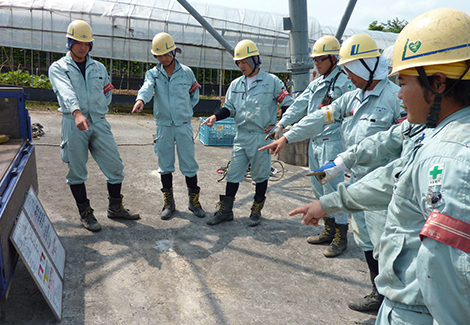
[0,111,377,324]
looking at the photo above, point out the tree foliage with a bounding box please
[368,18,408,33]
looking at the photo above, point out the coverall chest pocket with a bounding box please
[88,75,104,93]
[173,82,190,100]
[360,114,390,136]
[67,72,83,89]
[230,91,245,107]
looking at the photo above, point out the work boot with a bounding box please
[348,271,384,312]
[107,195,140,220]
[307,217,335,244]
[324,223,348,257]
[77,200,101,232]
[188,188,206,218]
[247,198,265,227]
[161,188,176,220]
[206,195,234,225]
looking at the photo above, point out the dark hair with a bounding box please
[418,75,470,107]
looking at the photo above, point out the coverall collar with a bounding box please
[156,59,182,78]
[64,51,94,69]
[241,68,265,88]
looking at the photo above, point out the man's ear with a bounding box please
[432,72,447,94]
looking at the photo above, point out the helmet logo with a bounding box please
[67,29,75,37]
[409,41,422,54]
[247,47,257,54]
[350,44,377,56]
[166,43,175,50]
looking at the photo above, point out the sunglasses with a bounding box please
[313,57,329,63]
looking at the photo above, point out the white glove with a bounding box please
[265,123,284,140]
[306,156,347,185]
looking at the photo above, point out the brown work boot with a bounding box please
[77,200,101,232]
[207,195,234,225]
[307,217,335,244]
[161,188,176,220]
[348,271,384,312]
[324,223,348,257]
[188,187,205,218]
[247,198,265,227]
[108,195,140,220]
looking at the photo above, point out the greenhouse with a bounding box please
[0,0,398,91]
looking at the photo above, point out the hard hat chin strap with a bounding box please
[359,57,379,93]
[416,60,470,128]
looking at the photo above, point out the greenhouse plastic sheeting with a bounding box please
[0,0,322,72]
[0,0,397,73]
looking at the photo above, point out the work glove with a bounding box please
[265,123,284,140]
[306,156,347,185]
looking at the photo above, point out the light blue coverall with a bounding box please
[136,60,200,177]
[49,52,124,185]
[280,66,353,225]
[284,78,402,253]
[224,69,293,183]
[320,108,470,324]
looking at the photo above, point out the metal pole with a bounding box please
[176,0,234,56]
[335,0,357,41]
[285,0,313,98]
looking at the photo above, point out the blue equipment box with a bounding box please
[0,87,37,298]
[199,117,236,146]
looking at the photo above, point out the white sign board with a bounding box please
[10,211,63,321]
[22,187,66,278]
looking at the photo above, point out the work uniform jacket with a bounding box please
[223,69,293,183]
[320,107,470,324]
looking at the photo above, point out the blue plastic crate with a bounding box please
[199,117,236,146]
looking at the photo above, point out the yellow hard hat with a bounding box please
[151,32,176,56]
[311,35,340,58]
[391,8,470,76]
[66,20,94,42]
[338,34,380,65]
[233,40,260,61]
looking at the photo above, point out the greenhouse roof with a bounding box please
[0,0,398,73]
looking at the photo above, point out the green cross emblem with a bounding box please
[429,165,443,179]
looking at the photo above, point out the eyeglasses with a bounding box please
[313,57,329,63]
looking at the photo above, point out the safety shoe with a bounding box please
[324,223,348,257]
[188,188,206,218]
[77,200,101,232]
[108,195,140,220]
[247,198,265,227]
[307,217,335,244]
[348,271,384,312]
[207,195,234,225]
[161,188,176,220]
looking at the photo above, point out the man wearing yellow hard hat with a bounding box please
[49,20,139,232]
[202,39,293,227]
[290,8,470,324]
[269,35,354,257]
[132,32,205,221]
[261,33,403,312]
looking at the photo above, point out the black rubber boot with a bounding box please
[161,188,176,220]
[348,271,384,312]
[247,198,265,227]
[206,195,234,225]
[324,223,348,257]
[108,195,140,220]
[188,188,205,218]
[307,217,335,244]
[77,199,101,232]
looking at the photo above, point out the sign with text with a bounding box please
[11,211,63,321]
[22,186,66,278]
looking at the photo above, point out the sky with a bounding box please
[194,0,470,30]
